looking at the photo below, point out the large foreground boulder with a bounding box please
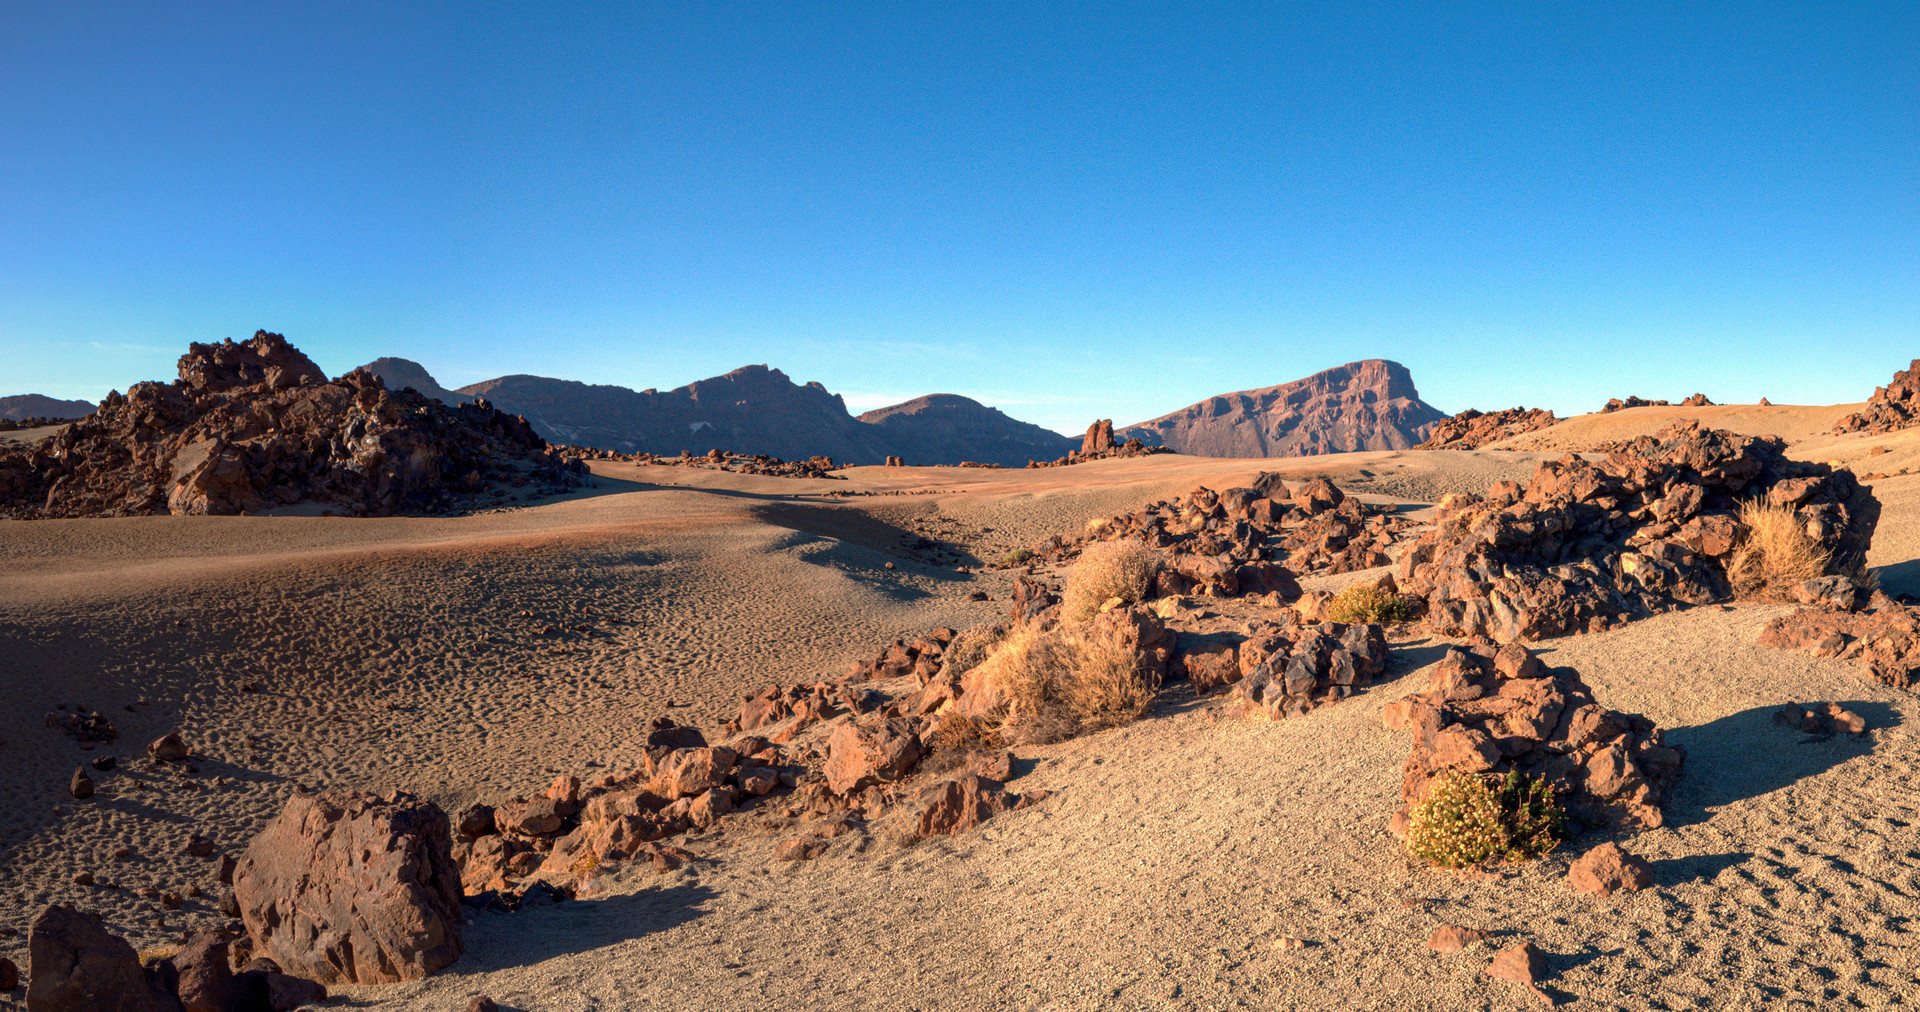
[26,905,183,1012]
[232,789,463,984]
[1398,421,1877,642]
[1386,644,1683,833]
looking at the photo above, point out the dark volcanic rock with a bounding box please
[1118,359,1447,458]
[1417,407,1558,450]
[1398,421,1878,642]
[0,331,585,519]
[232,789,463,984]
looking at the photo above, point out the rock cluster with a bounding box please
[1416,407,1559,450]
[0,416,84,432]
[1398,421,1878,642]
[1385,644,1684,833]
[1758,586,1919,689]
[1833,359,1920,435]
[553,444,846,479]
[1023,419,1173,468]
[44,706,116,743]
[1602,395,1671,412]
[1011,474,1403,588]
[0,331,586,519]
[1225,613,1389,719]
[232,789,464,984]
[1772,701,1868,735]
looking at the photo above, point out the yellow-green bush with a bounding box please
[1326,584,1418,624]
[1405,770,1564,868]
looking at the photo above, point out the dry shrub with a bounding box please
[1729,500,1831,599]
[921,710,1008,773]
[1061,539,1160,625]
[942,623,1009,679]
[976,620,1161,745]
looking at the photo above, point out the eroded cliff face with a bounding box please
[1119,359,1447,458]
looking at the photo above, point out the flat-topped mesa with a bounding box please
[1119,359,1448,458]
[1834,359,1920,436]
[1416,407,1559,450]
[0,330,586,518]
[1398,420,1878,643]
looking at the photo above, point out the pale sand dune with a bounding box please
[0,451,1917,1010]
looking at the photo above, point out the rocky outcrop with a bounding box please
[553,444,846,480]
[232,789,464,985]
[1397,421,1878,642]
[1833,359,1920,435]
[0,394,95,422]
[0,332,585,519]
[1386,644,1683,833]
[1416,407,1558,450]
[1024,419,1172,468]
[26,905,183,1012]
[1602,396,1671,412]
[1758,587,1920,689]
[1119,360,1447,458]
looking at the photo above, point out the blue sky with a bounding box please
[2,2,1914,435]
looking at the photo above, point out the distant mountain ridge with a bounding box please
[358,359,1077,467]
[1120,359,1447,457]
[0,393,96,421]
[360,357,473,405]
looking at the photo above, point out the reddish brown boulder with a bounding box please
[232,790,463,985]
[0,956,15,990]
[1391,646,1682,834]
[824,718,924,795]
[1487,942,1547,986]
[25,904,181,1012]
[495,797,566,836]
[1567,842,1654,897]
[173,930,243,1012]
[1426,925,1492,953]
[68,768,94,800]
[1082,419,1116,455]
[774,837,827,861]
[148,732,189,762]
[915,775,1014,839]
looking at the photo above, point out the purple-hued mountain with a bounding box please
[1120,359,1447,457]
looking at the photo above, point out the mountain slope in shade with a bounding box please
[360,358,474,405]
[0,394,96,421]
[858,394,1078,465]
[457,365,902,463]
[1119,359,1447,458]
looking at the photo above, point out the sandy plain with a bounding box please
[1,409,1918,1010]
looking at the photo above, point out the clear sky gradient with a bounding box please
[3,2,1914,435]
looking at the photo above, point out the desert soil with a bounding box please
[2,429,1918,1010]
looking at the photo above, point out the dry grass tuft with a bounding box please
[1729,500,1831,599]
[942,623,1009,679]
[974,619,1162,745]
[1060,539,1160,625]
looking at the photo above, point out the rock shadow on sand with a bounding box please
[457,882,718,970]
[1660,701,1900,828]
